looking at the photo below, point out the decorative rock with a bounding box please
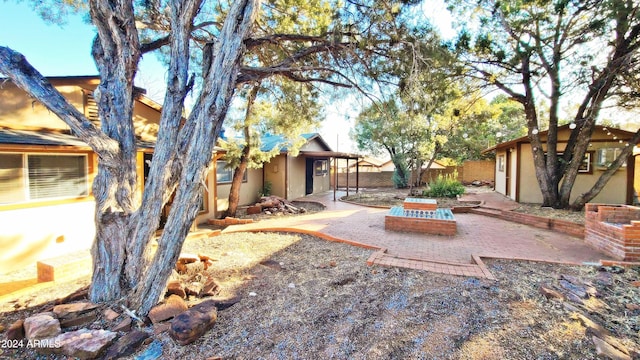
[148,295,188,324]
[185,281,204,297]
[53,302,99,318]
[573,313,631,356]
[631,280,640,287]
[24,313,61,340]
[166,280,187,298]
[199,276,219,297]
[112,317,132,332]
[246,204,262,215]
[558,279,588,299]
[539,284,565,300]
[625,303,640,311]
[102,330,149,360]
[595,272,614,287]
[54,328,117,359]
[6,319,25,340]
[592,336,631,360]
[60,311,98,328]
[103,308,120,321]
[170,300,218,345]
[178,253,200,264]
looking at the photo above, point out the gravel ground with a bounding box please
[3,232,638,359]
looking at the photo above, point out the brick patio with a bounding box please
[224,190,614,279]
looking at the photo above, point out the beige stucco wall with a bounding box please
[264,154,287,199]
[213,167,263,216]
[0,83,83,131]
[518,142,629,204]
[0,79,161,141]
[288,155,307,199]
[0,200,95,274]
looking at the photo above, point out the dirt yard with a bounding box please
[1,232,639,359]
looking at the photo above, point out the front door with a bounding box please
[305,158,314,195]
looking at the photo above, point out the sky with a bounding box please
[0,1,454,155]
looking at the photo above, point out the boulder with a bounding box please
[148,295,188,324]
[24,313,61,340]
[170,300,218,345]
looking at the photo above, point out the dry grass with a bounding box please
[1,233,639,359]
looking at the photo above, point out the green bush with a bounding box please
[423,173,465,198]
[259,180,272,197]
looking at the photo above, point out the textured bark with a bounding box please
[128,0,260,316]
[126,0,203,289]
[0,0,259,316]
[88,0,141,302]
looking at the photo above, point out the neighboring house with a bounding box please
[214,133,359,215]
[346,157,446,173]
[346,157,386,173]
[485,124,639,205]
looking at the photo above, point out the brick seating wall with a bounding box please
[584,204,640,261]
[385,216,456,236]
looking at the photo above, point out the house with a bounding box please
[485,124,639,205]
[213,133,360,216]
[0,76,171,273]
[0,76,359,273]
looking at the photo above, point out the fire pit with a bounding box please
[385,198,457,236]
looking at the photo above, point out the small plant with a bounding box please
[259,180,272,197]
[423,172,465,198]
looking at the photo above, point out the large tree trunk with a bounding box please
[226,84,260,217]
[0,0,261,317]
[128,0,260,315]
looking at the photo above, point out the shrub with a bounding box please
[259,180,272,197]
[423,173,465,198]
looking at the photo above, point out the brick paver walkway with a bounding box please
[224,191,611,279]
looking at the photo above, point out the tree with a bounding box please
[0,0,419,316]
[448,0,640,209]
[1,0,259,316]
[439,94,527,163]
[222,79,322,216]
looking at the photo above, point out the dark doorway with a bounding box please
[305,158,314,195]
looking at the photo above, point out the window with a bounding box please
[578,151,593,174]
[497,155,505,172]
[0,153,88,204]
[216,160,247,184]
[314,160,328,176]
[597,148,626,168]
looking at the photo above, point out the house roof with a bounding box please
[0,128,156,149]
[0,129,90,148]
[260,133,330,152]
[483,124,639,153]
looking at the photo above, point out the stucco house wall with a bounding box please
[491,125,636,205]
